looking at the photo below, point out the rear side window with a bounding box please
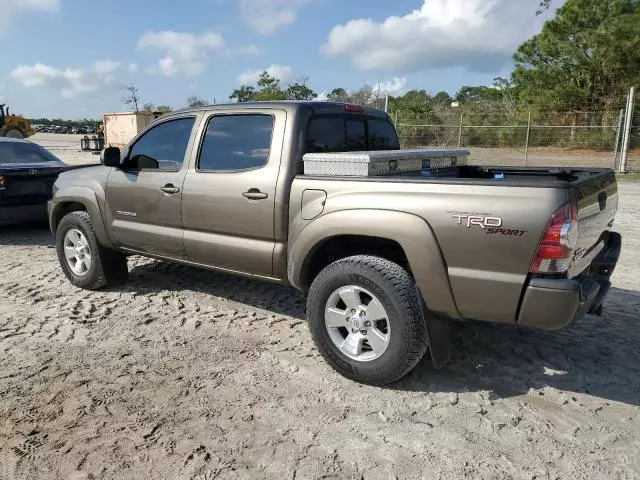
[306,116,399,153]
[198,114,274,172]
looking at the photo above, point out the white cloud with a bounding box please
[10,60,126,98]
[93,60,121,75]
[0,0,58,31]
[238,0,314,35]
[373,77,408,96]
[237,64,293,85]
[128,63,139,74]
[234,44,266,56]
[322,0,556,73]
[138,31,226,77]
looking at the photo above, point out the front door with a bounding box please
[105,116,197,259]
[181,110,285,277]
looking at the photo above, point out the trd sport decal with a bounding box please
[449,211,527,237]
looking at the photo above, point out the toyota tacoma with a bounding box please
[48,101,621,385]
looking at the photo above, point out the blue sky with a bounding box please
[1,0,561,119]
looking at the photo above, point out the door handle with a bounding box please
[160,184,180,194]
[242,189,269,200]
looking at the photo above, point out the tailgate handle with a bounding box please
[598,192,607,211]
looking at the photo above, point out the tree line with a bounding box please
[226,0,639,119]
[33,0,639,142]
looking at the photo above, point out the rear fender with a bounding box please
[49,186,112,247]
[288,209,461,320]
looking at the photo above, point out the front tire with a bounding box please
[56,211,128,290]
[307,255,428,386]
[4,128,24,139]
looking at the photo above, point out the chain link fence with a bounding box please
[627,126,640,172]
[392,91,639,171]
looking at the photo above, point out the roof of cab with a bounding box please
[167,100,389,118]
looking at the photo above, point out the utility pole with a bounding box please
[524,111,532,166]
[612,108,624,169]
[620,86,635,173]
[457,113,464,148]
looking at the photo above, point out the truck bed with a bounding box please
[301,165,615,189]
[292,165,617,324]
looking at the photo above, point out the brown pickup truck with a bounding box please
[48,101,621,385]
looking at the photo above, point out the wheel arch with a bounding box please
[288,209,461,320]
[50,186,112,247]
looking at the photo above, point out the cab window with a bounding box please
[128,117,195,171]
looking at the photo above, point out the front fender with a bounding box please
[49,186,112,248]
[288,209,461,320]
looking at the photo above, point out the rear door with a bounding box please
[105,116,197,259]
[181,109,286,277]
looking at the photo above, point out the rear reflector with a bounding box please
[344,103,364,113]
[530,202,578,274]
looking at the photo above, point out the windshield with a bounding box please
[0,142,64,165]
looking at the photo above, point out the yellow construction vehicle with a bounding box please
[0,104,35,139]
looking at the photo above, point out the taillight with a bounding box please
[530,202,578,274]
[0,176,5,188]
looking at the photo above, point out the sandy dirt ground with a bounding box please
[31,133,103,167]
[0,135,638,479]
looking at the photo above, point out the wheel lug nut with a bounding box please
[364,321,371,327]
[351,309,356,314]
[361,330,367,336]
[360,311,366,317]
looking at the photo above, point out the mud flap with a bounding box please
[417,287,452,369]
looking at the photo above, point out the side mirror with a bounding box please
[101,147,121,167]
[133,155,160,170]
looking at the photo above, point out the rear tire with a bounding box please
[56,211,128,290]
[5,128,24,139]
[307,255,428,386]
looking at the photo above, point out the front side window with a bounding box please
[198,114,274,172]
[128,117,195,171]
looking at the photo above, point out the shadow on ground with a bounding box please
[0,224,53,246]
[121,259,640,408]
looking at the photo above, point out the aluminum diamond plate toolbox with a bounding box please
[303,148,470,177]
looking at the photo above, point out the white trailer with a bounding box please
[103,112,159,150]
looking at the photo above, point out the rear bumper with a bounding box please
[0,203,48,225]
[517,231,621,330]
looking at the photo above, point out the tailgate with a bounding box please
[569,170,618,276]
